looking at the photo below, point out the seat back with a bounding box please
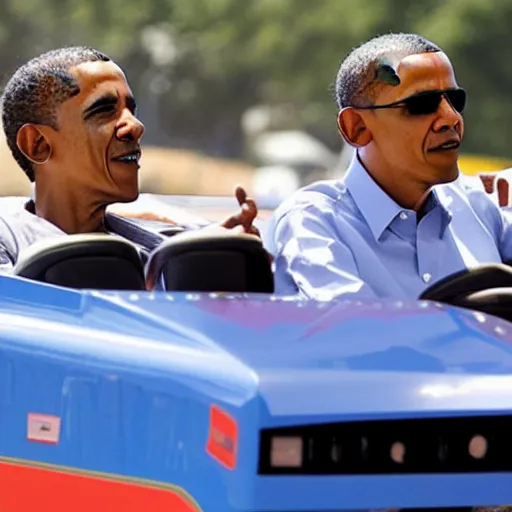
[13,234,146,290]
[145,231,274,293]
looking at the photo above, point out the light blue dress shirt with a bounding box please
[266,153,512,300]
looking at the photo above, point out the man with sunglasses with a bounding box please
[267,32,512,300]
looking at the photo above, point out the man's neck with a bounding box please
[31,181,106,234]
[358,152,431,212]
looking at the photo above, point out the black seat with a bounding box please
[145,230,274,293]
[13,234,146,290]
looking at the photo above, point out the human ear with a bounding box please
[337,108,372,147]
[16,124,52,165]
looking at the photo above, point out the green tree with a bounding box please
[2,0,512,160]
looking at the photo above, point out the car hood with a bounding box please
[2,276,512,426]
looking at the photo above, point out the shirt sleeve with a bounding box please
[0,244,14,272]
[466,187,512,262]
[496,208,512,262]
[0,217,17,273]
[271,204,378,300]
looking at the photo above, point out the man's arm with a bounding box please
[496,208,512,261]
[0,245,14,272]
[466,182,512,262]
[271,204,378,300]
[112,186,262,235]
[0,217,16,273]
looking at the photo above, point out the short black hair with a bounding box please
[334,33,441,110]
[1,46,111,181]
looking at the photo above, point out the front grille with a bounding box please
[258,414,512,475]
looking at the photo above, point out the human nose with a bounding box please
[432,95,463,134]
[116,109,145,142]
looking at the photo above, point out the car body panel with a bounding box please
[2,189,512,510]
[0,456,201,511]
[2,273,512,510]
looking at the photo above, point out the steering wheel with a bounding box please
[419,263,512,322]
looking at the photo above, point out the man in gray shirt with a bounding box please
[0,201,65,271]
[0,47,259,271]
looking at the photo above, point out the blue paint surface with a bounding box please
[1,273,512,510]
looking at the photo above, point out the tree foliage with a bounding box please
[1,0,512,159]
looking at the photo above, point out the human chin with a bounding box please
[112,170,139,203]
[445,162,460,183]
[107,158,141,203]
[433,161,460,184]
[425,150,460,184]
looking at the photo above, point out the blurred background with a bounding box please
[1,0,512,204]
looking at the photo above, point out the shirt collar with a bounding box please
[25,199,36,215]
[431,185,454,236]
[344,153,403,241]
[343,152,452,241]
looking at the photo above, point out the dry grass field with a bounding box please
[0,130,256,198]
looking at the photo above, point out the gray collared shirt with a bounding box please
[0,200,149,272]
[0,201,65,272]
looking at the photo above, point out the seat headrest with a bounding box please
[14,233,146,290]
[145,230,274,293]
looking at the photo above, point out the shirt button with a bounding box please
[422,272,432,283]
[399,212,408,220]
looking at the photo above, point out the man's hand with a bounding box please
[479,172,510,207]
[111,185,263,237]
[219,186,274,264]
[219,186,261,237]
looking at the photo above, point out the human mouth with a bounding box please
[112,149,142,164]
[429,139,461,152]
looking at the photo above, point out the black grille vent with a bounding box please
[258,415,512,475]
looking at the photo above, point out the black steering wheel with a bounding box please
[419,263,512,322]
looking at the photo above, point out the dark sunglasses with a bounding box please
[352,88,466,116]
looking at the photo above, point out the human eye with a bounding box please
[84,96,119,119]
[95,104,116,114]
[89,103,117,117]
